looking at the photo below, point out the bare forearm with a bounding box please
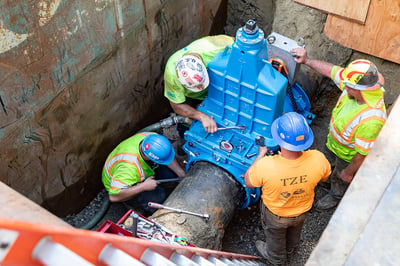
[304,58,334,78]
[170,101,217,133]
[345,153,366,176]
[109,183,146,202]
[245,147,267,188]
[340,153,366,183]
[291,48,334,78]
[168,158,186,178]
[170,102,204,121]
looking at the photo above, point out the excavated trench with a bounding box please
[61,3,342,265]
[63,88,339,265]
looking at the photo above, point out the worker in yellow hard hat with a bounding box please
[291,48,387,211]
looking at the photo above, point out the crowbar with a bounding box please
[154,178,183,183]
[148,202,210,220]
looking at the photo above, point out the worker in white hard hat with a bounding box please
[164,35,234,135]
[291,47,387,211]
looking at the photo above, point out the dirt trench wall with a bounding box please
[227,0,400,106]
[0,0,226,216]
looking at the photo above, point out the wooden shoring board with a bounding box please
[324,0,400,64]
[294,0,370,24]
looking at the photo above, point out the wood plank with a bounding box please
[294,0,370,24]
[324,0,400,64]
[0,182,71,227]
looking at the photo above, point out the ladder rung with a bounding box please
[98,243,145,266]
[207,255,229,265]
[170,252,199,266]
[140,248,177,266]
[220,257,236,266]
[191,254,214,266]
[32,236,93,266]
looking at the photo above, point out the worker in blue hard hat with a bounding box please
[102,132,185,215]
[245,112,331,265]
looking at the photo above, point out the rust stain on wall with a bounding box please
[0,0,223,216]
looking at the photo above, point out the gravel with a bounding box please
[221,185,335,265]
[62,124,336,265]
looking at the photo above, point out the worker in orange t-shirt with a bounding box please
[245,112,331,265]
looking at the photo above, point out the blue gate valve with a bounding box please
[183,20,313,209]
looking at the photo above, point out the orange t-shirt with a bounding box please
[247,150,331,217]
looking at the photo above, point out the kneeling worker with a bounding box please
[245,112,331,265]
[102,132,185,215]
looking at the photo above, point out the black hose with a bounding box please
[78,193,110,230]
[138,114,191,133]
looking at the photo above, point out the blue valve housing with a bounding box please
[183,21,313,208]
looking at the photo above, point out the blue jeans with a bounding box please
[260,202,308,265]
[126,166,178,214]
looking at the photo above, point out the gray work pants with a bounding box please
[323,146,350,199]
[260,203,308,266]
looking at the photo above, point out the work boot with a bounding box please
[315,194,339,211]
[255,240,275,265]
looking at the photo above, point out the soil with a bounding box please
[63,103,338,265]
[62,180,336,265]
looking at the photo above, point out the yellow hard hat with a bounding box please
[340,59,384,91]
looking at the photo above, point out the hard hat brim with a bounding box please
[141,135,176,165]
[156,151,175,165]
[339,68,384,91]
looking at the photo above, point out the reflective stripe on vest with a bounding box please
[329,108,387,151]
[105,153,145,189]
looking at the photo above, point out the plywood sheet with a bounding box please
[294,0,370,24]
[324,0,400,64]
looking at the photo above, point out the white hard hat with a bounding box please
[175,54,209,92]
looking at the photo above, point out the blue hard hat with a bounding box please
[141,134,175,165]
[271,112,314,151]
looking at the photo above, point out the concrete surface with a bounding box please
[306,96,400,265]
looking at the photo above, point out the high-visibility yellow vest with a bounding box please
[102,132,156,195]
[326,91,386,162]
[164,35,234,104]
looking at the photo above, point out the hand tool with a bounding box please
[255,136,265,146]
[217,125,246,131]
[148,202,210,220]
[154,178,183,183]
[130,212,174,234]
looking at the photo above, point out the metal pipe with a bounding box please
[150,161,245,250]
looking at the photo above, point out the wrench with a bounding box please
[217,125,246,131]
[148,202,210,220]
